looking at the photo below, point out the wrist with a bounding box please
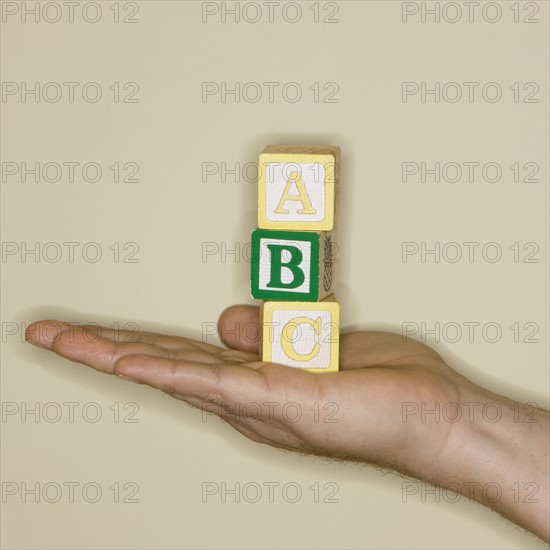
[418,381,549,540]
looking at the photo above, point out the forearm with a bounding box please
[418,384,549,541]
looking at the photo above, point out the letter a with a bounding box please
[274,171,317,215]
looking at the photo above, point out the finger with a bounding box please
[86,325,223,353]
[26,320,222,354]
[113,354,272,404]
[114,348,330,430]
[25,320,75,350]
[26,322,202,374]
[218,305,260,353]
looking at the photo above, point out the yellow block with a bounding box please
[258,145,340,231]
[261,296,339,373]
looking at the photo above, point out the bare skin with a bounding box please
[25,305,549,542]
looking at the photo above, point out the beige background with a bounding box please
[1,0,548,548]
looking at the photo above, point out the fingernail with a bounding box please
[25,321,66,350]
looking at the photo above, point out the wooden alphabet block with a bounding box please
[261,297,339,373]
[258,145,340,231]
[250,228,336,301]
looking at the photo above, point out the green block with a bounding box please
[250,228,336,301]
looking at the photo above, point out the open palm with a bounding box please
[26,305,477,477]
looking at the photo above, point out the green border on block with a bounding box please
[251,229,320,301]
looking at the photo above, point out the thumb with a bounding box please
[218,305,260,353]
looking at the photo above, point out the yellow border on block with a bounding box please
[262,299,340,373]
[258,152,337,231]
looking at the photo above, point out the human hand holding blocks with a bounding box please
[250,145,340,373]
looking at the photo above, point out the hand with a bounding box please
[25,306,549,541]
[24,305,468,468]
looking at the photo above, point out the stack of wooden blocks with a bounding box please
[250,145,340,373]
